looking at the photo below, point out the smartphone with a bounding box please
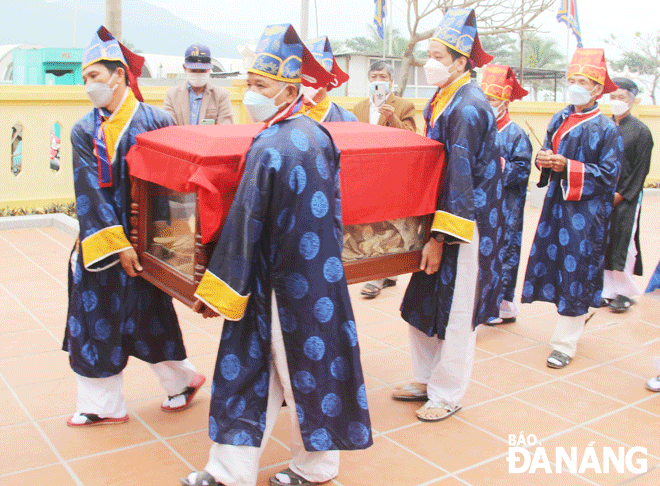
[372,84,388,107]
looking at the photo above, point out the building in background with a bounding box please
[1,46,243,86]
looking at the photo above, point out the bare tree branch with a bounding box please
[398,0,555,94]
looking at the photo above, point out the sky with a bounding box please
[141,0,658,60]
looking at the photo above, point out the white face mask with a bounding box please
[610,99,631,117]
[243,84,288,122]
[187,72,210,88]
[567,84,598,106]
[369,81,390,107]
[424,58,456,87]
[85,72,118,108]
[301,85,321,105]
[491,100,505,119]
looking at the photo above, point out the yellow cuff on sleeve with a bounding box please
[195,271,250,321]
[431,211,474,243]
[81,225,131,269]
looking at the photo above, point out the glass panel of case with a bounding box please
[342,215,429,262]
[146,187,197,279]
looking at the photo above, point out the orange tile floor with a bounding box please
[1,193,659,486]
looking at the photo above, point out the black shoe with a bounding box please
[599,297,612,308]
[486,317,516,326]
[608,295,635,313]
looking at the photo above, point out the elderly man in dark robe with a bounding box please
[602,77,654,313]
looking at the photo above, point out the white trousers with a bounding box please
[75,359,198,418]
[550,314,587,358]
[408,226,479,408]
[204,292,339,486]
[499,299,519,319]
[603,196,643,299]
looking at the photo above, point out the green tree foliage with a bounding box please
[481,33,564,69]
[523,36,564,69]
[480,34,518,66]
[332,25,422,58]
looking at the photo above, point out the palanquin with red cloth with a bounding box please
[126,122,444,307]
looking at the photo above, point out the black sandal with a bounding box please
[269,468,316,486]
[180,471,223,486]
[361,278,396,299]
[547,350,572,369]
[608,295,635,313]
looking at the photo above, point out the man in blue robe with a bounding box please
[521,48,622,369]
[301,36,357,122]
[394,9,504,422]
[185,24,372,486]
[481,64,532,325]
[645,261,660,392]
[63,27,204,427]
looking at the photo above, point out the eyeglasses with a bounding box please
[186,56,211,64]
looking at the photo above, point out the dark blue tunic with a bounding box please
[522,104,622,316]
[646,260,660,293]
[400,81,504,338]
[63,99,188,378]
[497,120,532,302]
[324,102,358,122]
[195,115,372,451]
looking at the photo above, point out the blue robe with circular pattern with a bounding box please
[521,104,622,316]
[323,102,358,122]
[497,120,532,302]
[199,115,372,451]
[647,260,660,293]
[63,101,188,378]
[400,82,504,338]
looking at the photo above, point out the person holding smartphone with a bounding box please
[353,60,417,298]
[164,44,234,126]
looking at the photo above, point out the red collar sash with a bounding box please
[552,108,600,153]
[497,111,511,132]
[265,95,304,128]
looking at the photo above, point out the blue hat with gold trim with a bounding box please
[305,36,349,90]
[82,26,146,101]
[249,24,334,88]
[431,8,493,68]
[82,27,126,69]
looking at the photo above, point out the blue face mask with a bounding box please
[567,84,597,106]
[243,84,287,122]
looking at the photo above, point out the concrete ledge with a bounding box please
[0,213,79,236]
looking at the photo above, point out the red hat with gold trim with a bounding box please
[567,48,618,94]
[430,8,493,68]
[480,64,528,101]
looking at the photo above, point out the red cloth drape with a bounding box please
[127,122,444,243]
